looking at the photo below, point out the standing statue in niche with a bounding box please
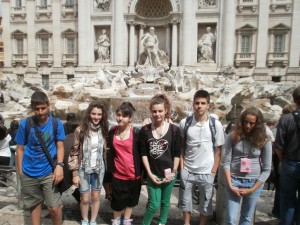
[198,27,216,63]
[141,27,162,67]
[136,27,169,71]
[96,29,110,62]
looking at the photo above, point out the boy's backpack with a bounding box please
[183,115,216,148]
[292,109,300,130]
[25,116,58,144]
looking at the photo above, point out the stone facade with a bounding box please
[0,17,3,76]
[1,0,300,88]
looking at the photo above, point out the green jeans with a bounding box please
[141,176,177,225]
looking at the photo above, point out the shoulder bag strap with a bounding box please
[30,118,55,171]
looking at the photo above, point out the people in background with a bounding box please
[0,125,11,166]
[8,120,19,167]
[224,107,272,225]
[274,86,300,225]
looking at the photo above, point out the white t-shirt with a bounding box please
[179,115,225,174]
[0,134,12,158]
[90,135,99,168]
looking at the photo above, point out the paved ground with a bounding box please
[0,183,280,225]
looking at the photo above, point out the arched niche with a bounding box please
[128,0,180,14]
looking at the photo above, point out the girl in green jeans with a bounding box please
[139,94,181,225]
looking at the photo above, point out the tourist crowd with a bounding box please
[1,86,299,225]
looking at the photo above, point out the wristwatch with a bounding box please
[56,162,65,167]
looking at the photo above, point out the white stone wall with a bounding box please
[1,0,300,87]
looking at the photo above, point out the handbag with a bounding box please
[30,118,71,193]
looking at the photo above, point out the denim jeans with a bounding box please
[279,160,300,225]
[225,177,263,225]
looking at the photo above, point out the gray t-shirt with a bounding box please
[223,133,272,183]
[179,115,225,174]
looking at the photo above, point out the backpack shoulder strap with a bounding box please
[25,116,58,144]
[184,115,193,140]
[209,116,216,148]
[292,110,300,130]
[25,116,33,144]
[52,116,58,141]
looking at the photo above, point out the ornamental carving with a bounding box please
[95,0,111,11]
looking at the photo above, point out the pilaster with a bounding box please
[112,0,124,66]
[78,0,91,66]
[52,0,62,67]
[221,0,235,66]
[256,0,270,67]
[181,0,194,65]
[289,0,300,67]
[26,0,36,68]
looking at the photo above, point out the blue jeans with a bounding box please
[280,160,300,225]
[225,177,263,225]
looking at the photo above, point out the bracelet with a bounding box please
[172,169,177,174]
[249,189,253,194]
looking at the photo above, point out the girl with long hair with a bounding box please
[68,101,109,225]
[108,102,141,225]
[223,107,272,225]
[140,94,181,225]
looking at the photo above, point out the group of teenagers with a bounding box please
[14,89,278,225]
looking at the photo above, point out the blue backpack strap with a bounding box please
[209,116,216,149]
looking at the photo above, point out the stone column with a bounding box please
[221,0,235,66]
[289,0,300,67]
[78,0,91,66]
[113,0,124,66]
[182,0,194,65]
[256,1,269,67]
[171,21,178,67]
[165,24,171,57]
[139,24,145,55]
[128,22,135,67]
[26,0,36,68]
[52,0,61,67]
[2,0,11,67]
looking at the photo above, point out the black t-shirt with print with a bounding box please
[142,126,173,178]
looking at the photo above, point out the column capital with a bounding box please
[171,19,180,25]
[127,21,137,26]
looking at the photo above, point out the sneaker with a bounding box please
[111,218,121,225]
[81,220,89,225]
[90,221,97,225]
[123,218,133,225]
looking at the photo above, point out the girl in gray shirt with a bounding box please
[223,107,272,225]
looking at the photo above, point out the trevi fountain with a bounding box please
[0,25,298,125]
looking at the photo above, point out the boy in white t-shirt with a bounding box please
[179,90,225,225]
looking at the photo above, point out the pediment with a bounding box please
[36,29,52,35]
[11,29,26,35]
[270,23,290,30]
[238,24,256,30]
[62,29,76,34]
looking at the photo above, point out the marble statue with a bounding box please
[141,27,162,67]
[96,29,110,62]
[136,27,170,83]
[198,27,216,63]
